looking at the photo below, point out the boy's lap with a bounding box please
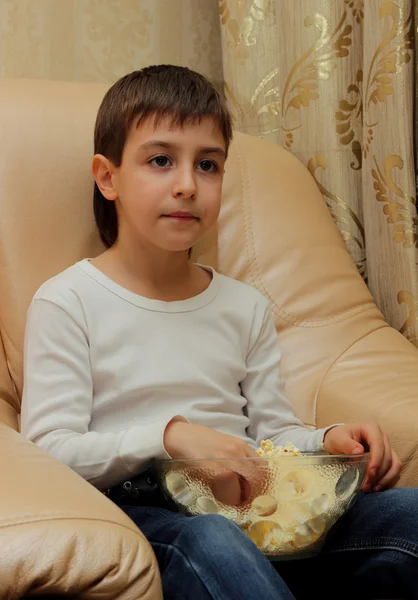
[120,492,417,598]
[121,504,239,547]
[121,487,418,553]
[323,487,418,554]
[121,504,181,537]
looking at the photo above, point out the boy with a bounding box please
[22,65,416,599]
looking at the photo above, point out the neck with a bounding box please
[104,233,193,294]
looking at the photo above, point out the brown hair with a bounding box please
[93,65,233,248]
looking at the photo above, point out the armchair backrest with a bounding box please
[0,78,384,431]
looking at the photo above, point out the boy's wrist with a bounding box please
[163,417,190,457]
[322,424,344,450]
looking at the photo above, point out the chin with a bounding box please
[159,240,196,253]
[172,247,192,254]
[158,245,192,254]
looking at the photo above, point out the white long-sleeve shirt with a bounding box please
[21,259,332,490]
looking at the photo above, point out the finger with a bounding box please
[211,446,257,505]
[365,431,391,490]
[392,449,402,469]
[373,451,403,492]
[210,442,256,486]
[216,463,257,505]
[377,432,392,479]
[245,445,260,458]
[234,450,259,501]
[333,432,364,455]
[234,445,262,480]
[373,460,402,492]
[362,423,385,482]
[224,446,265,503]
[211,470,242,506]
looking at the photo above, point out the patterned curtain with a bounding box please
[219,0,418,345]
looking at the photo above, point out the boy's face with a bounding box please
[100,114,226,254]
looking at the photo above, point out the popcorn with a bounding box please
[274,502,327,549]
[246,439,330,554]
[257,439,301,458]
[247,520,283,551]
[165,472,194,505]
[280,469,319,502]
[251,494,278,517]
[293,519,324,548]
[196,496,219,514]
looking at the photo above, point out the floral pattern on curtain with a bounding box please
[219,0,417,344]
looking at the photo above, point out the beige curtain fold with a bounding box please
[220,0,418,344]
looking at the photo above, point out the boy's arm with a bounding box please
[21,299,182,490]
[242,299,337,452]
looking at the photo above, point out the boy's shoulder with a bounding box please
[216,269,270,311]
[32,259,91,309]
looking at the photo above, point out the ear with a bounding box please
[92,154,118,201]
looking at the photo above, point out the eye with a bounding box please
[197,159,218,173]
[149,155,172,168]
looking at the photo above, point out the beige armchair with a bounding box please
[0,78,417,597]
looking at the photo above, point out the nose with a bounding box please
[172,165,197,200]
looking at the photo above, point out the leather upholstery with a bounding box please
[0,423,160,599]
[0,77,417,596]
[214,133,418,483]
[0,79,162,599]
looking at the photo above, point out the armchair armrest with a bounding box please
[0,424,162,599]
[316,326,418,486]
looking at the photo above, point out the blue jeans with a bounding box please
[119,486,418,599]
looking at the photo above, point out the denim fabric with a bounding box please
[120,486,418,599]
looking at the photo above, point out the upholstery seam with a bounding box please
[0,315,20,414]
[237,138,375,327]
[239,139,258,292]
[312,321,390,426]
[0,513,142,537]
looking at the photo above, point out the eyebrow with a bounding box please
[139,140,226,158]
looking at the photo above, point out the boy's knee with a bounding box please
[380,487,417,515]
[182,514,243,548]
[390,488,418,519]
[359,488,418,539]
[189,513,240,534]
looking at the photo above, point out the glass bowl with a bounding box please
[155,452,369,560]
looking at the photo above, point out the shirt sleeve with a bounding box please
[241,298,338,452]
[21,298,184,490]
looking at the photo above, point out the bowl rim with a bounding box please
[155,451,370,464]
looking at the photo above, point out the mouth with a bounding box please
[162,212,199,222]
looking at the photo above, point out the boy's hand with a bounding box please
[164,421,258,460]
[164,421,260,505]
[323,423,402,492]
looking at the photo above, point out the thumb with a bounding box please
[339,434,364,455]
